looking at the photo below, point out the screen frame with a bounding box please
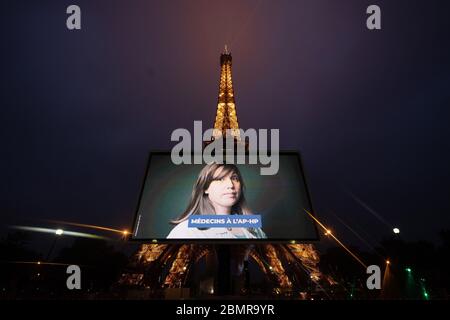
[128,150,320,243]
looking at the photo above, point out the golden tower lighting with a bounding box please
[213,45,240,140]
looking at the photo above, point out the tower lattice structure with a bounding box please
[118,48,334,297]
[213,49,240,140]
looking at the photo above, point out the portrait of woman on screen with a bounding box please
[166,163,266,239]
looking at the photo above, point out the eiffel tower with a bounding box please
[212,45,240,140]
[118,48,334,298]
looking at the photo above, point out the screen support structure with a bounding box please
[216,244,232,295]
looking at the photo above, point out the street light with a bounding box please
[46,229,64,261]
[121,230,129,241]
[393,228,400,234]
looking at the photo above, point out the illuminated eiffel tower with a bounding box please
[212,45,240,140]
[118,48,334,298]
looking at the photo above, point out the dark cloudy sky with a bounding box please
[2,0,450,249]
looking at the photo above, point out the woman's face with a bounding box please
[205,168,241,214]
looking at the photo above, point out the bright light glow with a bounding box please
[46,220,128,235]
[405,268,412,273]
[11,226,106,239]
[386,260,390,265]
[393,228,400,234]
[304,209,367,269]
[122,230,129,236]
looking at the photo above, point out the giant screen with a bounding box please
[131,151,319,242]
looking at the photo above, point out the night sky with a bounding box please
[2,0,450,250]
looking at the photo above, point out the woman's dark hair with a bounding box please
[171,163,251,224]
